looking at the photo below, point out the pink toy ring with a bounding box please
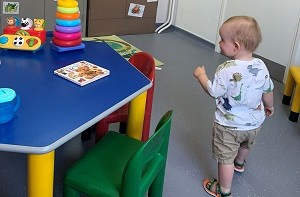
[54,24,81,33]
[53,30,81,41]
[57,0,78,8]
[52,37,82,47]
[57,6,79,14]
[56,12,80,20]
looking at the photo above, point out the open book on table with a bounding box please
[54,61,110,86]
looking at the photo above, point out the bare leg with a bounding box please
[218,163,234,194]
[235,146,250,163]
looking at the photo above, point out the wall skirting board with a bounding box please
[166,25,285,83]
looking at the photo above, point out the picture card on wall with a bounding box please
[3,2,19,14]
[127,3,145,18]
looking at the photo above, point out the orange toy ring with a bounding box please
[56,12,80,20]
[57,0,78,8]
[52,37,82,47]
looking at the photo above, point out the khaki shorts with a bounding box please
[212,122,261,165]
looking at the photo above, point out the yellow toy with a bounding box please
[0,34,42,51]
[34,19,46,31]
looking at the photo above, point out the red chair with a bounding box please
[95,52,156,142]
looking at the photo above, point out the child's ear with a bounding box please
[234,42,240,51]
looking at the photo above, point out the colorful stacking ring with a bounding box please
[56,12,80,20]
[57,6,79,14]
[53,31,81,41]
[52,37,81,47]
[54,24,81,33]
[55,19,80,27]
[57,0,78,8]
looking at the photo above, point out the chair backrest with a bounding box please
[129,52,156,141]
[129,52,155,79]
[121,110,173,197]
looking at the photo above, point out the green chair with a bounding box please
[64,110,173,197]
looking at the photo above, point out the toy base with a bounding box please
[51,42,85,52]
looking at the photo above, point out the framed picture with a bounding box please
[3,2,19,14]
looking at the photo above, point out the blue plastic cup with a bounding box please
[0,88,20,124]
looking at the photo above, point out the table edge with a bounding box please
[0,83,152,154]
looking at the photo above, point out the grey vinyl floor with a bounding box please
[0,30,299,197]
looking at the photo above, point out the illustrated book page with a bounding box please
[54,61,110,86]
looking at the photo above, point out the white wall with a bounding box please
[218,0,300,68]
[156,0,169,23]
[155,0,300,79]
[291,22,300,66]
[174,0,221,43]
[156,0,221,43]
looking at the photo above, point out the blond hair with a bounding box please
[223,16,262,52]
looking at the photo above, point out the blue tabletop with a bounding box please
[0,39,151,154]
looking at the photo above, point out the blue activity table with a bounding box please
[0,38,152,197]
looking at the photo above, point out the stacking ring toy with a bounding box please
[57,0,78,8]
[57,6,79,14]
[53,31,81,41]
[52,37,82,47]
[56,19,80,27]
[54,24,81,33]
[56,12,80,20]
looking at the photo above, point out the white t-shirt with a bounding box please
[207,58,274,130]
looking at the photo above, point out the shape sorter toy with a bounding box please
[0,17,46,52]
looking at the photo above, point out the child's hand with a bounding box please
[194,66,206,78]
[265,106,274,116]
[194,65,211,96]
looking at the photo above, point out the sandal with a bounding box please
[234,160,245,173]
[203,178,231,197]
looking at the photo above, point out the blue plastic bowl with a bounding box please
[0,88,20,124]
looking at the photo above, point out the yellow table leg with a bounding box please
[28,151,55,197]
[126,91,147,140]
